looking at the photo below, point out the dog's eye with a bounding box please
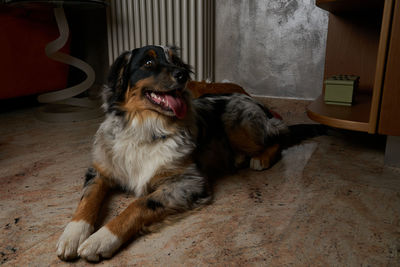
[144,59,154,68]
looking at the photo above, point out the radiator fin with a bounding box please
[107,0,215,81]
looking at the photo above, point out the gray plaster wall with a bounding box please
[215,0,329,99]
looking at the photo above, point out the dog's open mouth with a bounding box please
[144,89,187,119]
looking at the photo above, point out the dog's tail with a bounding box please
[280,124,328,148]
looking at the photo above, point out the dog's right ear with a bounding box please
[103,49,138,114]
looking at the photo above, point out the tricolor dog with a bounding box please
[56,45,324,262]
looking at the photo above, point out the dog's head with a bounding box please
[103,45,192,120]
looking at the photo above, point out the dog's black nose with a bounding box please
[173,69,188,84]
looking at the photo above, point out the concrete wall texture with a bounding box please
[215,0,329,99]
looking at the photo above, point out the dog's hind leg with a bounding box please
[221,94,288,170]
[57,168,111,261]
[250,143,281,171]
[228,124,282,170]
[229,128,281,170]
[77,165,210,262]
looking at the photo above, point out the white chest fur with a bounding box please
[92,115,195,196]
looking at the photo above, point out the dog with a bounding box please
[56,45,324,262]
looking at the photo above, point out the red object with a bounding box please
[0,6,70,99]
[270,110,283,120]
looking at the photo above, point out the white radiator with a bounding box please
[106,0,215,81]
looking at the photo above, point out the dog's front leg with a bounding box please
[78,167,211,262]
[57,171,110,261]
[77,195,166,262]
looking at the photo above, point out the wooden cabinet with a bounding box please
[379,0,400,135]
[307,0,400,136]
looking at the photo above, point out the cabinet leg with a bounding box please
[385,136,400,168]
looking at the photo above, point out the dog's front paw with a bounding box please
[56,220,94,261]
[78,226,122,262]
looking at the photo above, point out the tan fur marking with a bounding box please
[147,49,157,58]
[251,143,281,169]
[72,177,110,224]
[168,49,174,61]
[228,128,264,155]
[121,77,162,123]
[106,198,165,242]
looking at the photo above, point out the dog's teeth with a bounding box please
[151,92,157,98]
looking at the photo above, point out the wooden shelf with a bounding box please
[306,92,372,132]
[316,0,384,14]
[310,0,399,135]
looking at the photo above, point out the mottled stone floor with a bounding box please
[1,98,399,266]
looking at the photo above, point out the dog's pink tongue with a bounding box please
[165,94,187,119]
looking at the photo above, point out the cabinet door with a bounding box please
[379,0,400,136]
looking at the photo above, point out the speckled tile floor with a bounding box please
[1,98,399,266]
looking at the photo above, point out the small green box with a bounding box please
[324,75,359,106]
